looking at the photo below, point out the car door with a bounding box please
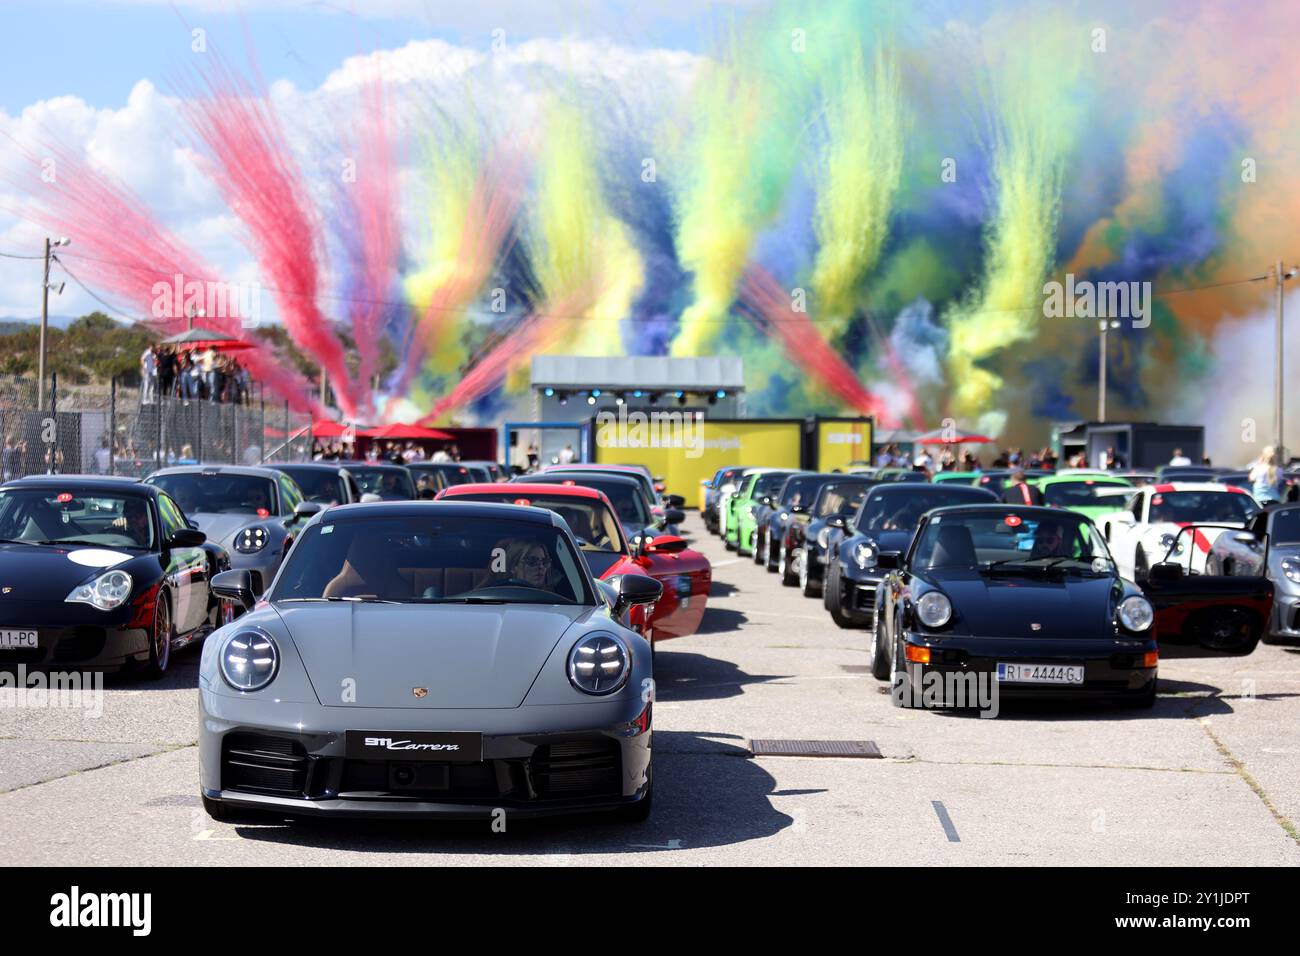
[1142,524,1274,657]
[157,493,207,633]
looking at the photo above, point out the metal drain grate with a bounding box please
[748,739,882,758]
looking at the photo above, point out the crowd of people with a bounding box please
[310,439,467,465]
[139,344,252,405]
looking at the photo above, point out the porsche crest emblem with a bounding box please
[1030,623,1042,631]
[412,687,429,698]
[1,587,10,595]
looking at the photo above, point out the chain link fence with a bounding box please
[0,375,314,480]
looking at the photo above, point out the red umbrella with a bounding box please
[360,423,455,440]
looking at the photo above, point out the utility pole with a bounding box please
[1097,319,1119,423]
[1277,260,1286,464]
[37,237,69,411]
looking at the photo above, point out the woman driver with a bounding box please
[504,538,554,589]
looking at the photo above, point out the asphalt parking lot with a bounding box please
[2,513,1298,866]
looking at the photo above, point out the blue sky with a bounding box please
[1,1,728,115]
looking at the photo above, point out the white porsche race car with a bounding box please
[1096,482,1260,581]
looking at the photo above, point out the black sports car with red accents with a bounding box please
[0,477,228,676]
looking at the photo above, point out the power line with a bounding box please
[50,257,139,323]
[42,247,1281,325]
[0,250,46,260]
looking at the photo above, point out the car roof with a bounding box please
[1036,473,1130,484]
[314,499,559,525]
[443,482,604,501]
[1146,481,1253,494]
[3,476,155,495]
[866,482,996,497]
[273,462,351,473]
[925,503,1095,520]
[338,460,409,471]
[148,464,283,479]
[535,471,641,488]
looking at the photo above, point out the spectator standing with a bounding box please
[93,437,111,474]
[1168,448,1192,467]
[1249,446,1282,504]
[558,443,576,464]
[2,435,18,481]
[1001,470,1044,505]
[140,346,159,404]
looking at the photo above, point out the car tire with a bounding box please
[724,536,737,551]
[823,559,838,612]
[142,593,173,680]
[780,547,798,587]
[800,549,821,598]
[890,632,915,708]
[1130,678,1157,709]
[827,564,858,629]
[869,613,890,679]
[753,529,766,564]
[765,533,778,572]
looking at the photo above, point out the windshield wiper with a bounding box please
[980,556,1072,572]
[279,596,401,604]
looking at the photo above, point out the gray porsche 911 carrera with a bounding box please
[199,500,661,823]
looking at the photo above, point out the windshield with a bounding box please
[149,473,276,516]
[913,511,1113,572]
[536,478,649,527]
[1149,490,1254,524]
[1273,509,1300,545]
[780,476,829,509]
[447,493,623,552]
[348,467,415,500]
[856,488,990,533]
[280,469,346,505]
[816,482,872,517]
[753,472,793,499]
[0,489,155,549]
[271,515,592,605]
[1043,480,1127,508]
[413,464,472,486]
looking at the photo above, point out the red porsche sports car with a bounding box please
[436,483,710,641]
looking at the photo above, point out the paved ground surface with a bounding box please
[3,514,1299,866]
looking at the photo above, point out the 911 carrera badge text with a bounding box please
[363,737,460,752]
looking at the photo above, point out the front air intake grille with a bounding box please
[222,733,309,797]
[532,738,621,799]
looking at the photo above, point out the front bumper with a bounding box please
[1270,597,1300,640]
[200,692,652,819]
[0,600,150,670]
[898,632,1157,701]
[837,569,885,626]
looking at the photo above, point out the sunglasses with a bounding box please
[520,556,551,569]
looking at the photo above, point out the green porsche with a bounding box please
[726,468,802,555]
[1030,472,1133,521]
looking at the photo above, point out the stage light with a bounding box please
[615,396,625,405]
[716,390,726,398]
[543,387,554,397]
[674,390,684,398]
[586,396,597,405]
[592,389,601,397]
[632,390,642,398]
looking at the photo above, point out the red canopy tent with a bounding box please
[914,427,994,445]
[311,420,352,438]
[360,423,455,440]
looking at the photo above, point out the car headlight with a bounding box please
[1158,533,1184,556]
[567,632,630,695]
[1280,558,1300,584]
[234,526,270,554]
[1118,595,1154,631]
[219,628,280,692]
[65,570,133,610]
[916,591,952,629]
[817,527,831,549]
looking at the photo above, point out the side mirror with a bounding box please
[665,508,686,525]
[608,573,663,616]
[876,550,902,570]
[167,527,206,548]
[790,505,807,515]
[665,494,685,509]
[1147,561,1184,584]
[293,500,323,521]
[826,515,846,529]
[644,534,688,554]
[212,568,263,612]
[1232,531,1260,545]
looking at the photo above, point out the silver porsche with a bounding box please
[199,500,661,823]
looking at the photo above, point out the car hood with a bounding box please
[274,602,587,708]
[0,542,143,601]
[189,512,273,545]
[922,568,1119,640]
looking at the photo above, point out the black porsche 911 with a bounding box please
[870,504,1273,710]
[0,476,228,676]
[824,483,998,629]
